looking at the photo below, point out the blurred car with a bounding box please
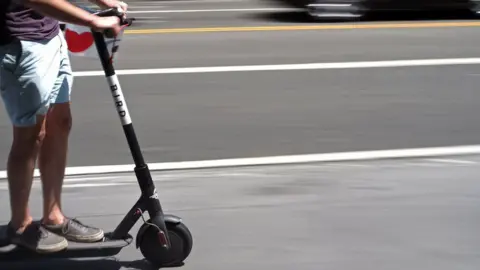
[268,0,480,20]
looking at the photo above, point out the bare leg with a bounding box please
[7,114,68,253]
[38,102,104,243]
[8,115,46,231]
[36,32,103,243]
[38,102,72,225]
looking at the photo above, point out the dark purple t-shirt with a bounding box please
[0,0,59,45]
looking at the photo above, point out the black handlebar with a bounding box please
[95,7,135,25]
[94,7,122,17]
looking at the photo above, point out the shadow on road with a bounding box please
[244,9,479,23]
[0,258,179,270]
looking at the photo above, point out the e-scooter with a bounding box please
[0,8,193,268]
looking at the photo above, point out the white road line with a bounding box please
[63,183,131,188]
[131,16,166,19]
[128,6,166,10]
[130,20,167,23]
[72,58,480,77]
[0,145,479,179]
[404,162,446,167]
[63,176,121,182]
[324,163,373,168]
[128,7,292,13]
[0,182,132,190]
[424,158,478,164]
[126,0,246,3]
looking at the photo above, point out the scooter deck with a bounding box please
[0,228,133,261]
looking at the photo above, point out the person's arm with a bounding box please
[16,0,98,27]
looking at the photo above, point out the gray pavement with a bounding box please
[1,154,480,269]
[0,0,479,169]
[1,1,479,269]
[1,1,480,269]
[4,62,480,168]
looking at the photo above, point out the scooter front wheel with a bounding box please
[137,218,193,268]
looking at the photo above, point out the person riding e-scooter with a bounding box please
[0,0,127,253]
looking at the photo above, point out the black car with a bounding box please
[269,0,480,20]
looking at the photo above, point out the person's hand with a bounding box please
[116,1,128,20]
[104,0,128,16]
[90,16,122,37]
[117,1,128,13]
[91,0,129,18]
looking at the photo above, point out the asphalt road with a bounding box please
[0,2,479,269]
[1,154,480,269]
[0,0,480,170]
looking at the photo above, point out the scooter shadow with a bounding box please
[0,257,184,270]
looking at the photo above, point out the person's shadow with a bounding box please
[0,257,185,270]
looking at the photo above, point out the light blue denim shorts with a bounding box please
[0,31,73,127]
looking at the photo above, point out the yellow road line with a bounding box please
[124,21,480,34]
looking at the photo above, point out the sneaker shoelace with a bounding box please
[62,217,91,234]
[24,222,50,240]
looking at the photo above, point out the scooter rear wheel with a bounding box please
[138,219,193,268]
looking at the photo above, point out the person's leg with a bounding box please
[7,115,45,231]
[38,31,104,243]
[38,102,71,225]
[0,38,68,253]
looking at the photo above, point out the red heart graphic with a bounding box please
[65,29,94,53]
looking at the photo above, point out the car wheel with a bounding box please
[470,0,480,15]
